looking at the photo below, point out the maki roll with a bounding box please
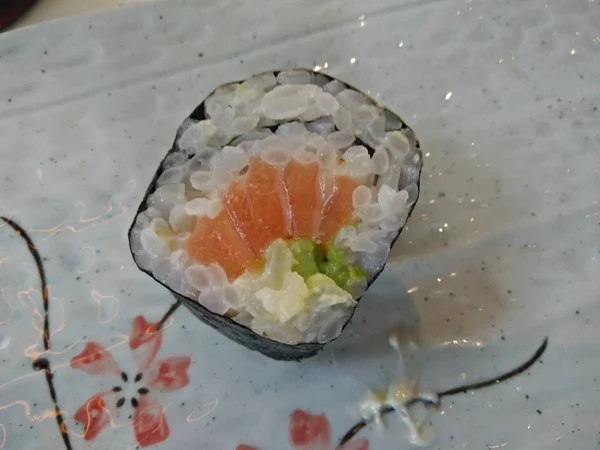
[128,69,423,361]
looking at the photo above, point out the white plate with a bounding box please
[1,0,599,448]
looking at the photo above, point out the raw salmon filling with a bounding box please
[186,156,358,280]
[129,70,421,345]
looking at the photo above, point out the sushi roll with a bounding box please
[128,69,423,361]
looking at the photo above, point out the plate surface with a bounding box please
[0,0,599,448]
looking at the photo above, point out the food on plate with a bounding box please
[128,69,423,360]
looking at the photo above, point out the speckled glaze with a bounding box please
[0,0,599,449]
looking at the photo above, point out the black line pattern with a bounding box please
[0,217,182,450]
[1,216,73,450]
[155,300,182,332]
[437,337,548,398]
[336,337,548,448]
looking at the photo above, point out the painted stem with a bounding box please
[336,337,548,448]
[1,216,73,450]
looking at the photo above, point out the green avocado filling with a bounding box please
[289,239,323,280]
[289,238,365,293]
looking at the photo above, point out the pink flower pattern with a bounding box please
[70,315,191,448]
[70,316,367,448]
[237,409,369,450]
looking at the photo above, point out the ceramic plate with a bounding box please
[1,0,599,448]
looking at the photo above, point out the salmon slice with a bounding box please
[318,174,358,243]
[281,159,320,238]
[224,180,271,256]
[186,210,259,281]
[222,156,289,256]
[244,156,289,249]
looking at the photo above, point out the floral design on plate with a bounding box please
[69,315,191,447]
[237,409,369,450]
